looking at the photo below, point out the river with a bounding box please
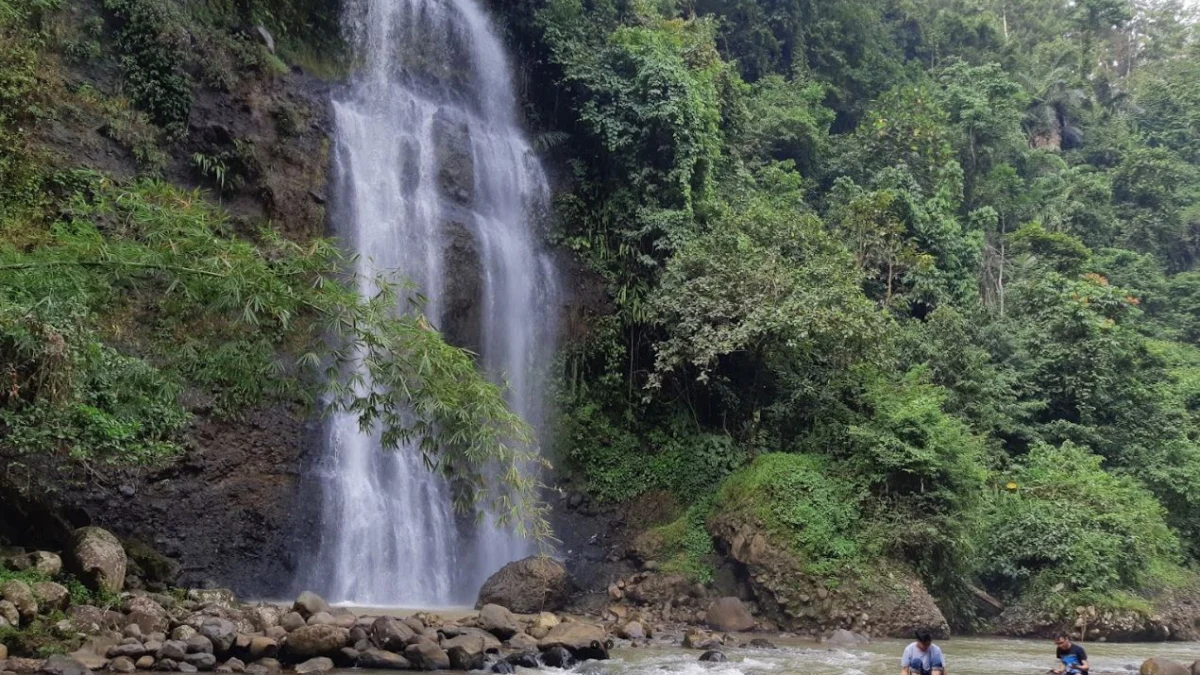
[341,637,1199,675]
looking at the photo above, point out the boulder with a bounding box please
[123,625,143,640]
[536,622,607,654]
[305,613,336,627]
[447,645,484,672]
[370,617,415,652]
[504,633,538,651]
[357,650,409,670]
[528,613,558,640]
[0,581,37,624]
[291,593,329,621]
[491,662,514,674]
[186,636,215,655]
[186,590,236,609]
[153,660,178,672]
[431,109,475,206]
[440,635,487,660]
[826,629,869,647]
[27,552,63,577]
[184,653,217,671]
[476,557,571,613]
[505,653,539,669]
[124,597,170,635]
[699,651,727,663]
[539,647,574,669]
[67,606,121,634]
[7,657,44,673]
[1142,660,1191,675]
[109,657,136,673]
[223,658,245,673]
[172,627,198,642]
[135,656,155,670]
[0,642,8,659]
[39,655,92,675]
[285,626,348,659]
[292,658,332,675]
[279,613,305,633]
[67,527,127,594]
[70,636,119,670]
[0,600,20,626]
[245,606,280,633]
[178,663,198,673]
[106,644,146,659]
[158,642,188,662]
[255,659,281,672]
[403,642,449,671]
[247,637,278,661]
[198,619,237,655]
[618,622,645,640]
[705,598,754,632]
[476,605,519,639]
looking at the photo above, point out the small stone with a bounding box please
[178,663,198,674]
[158,641,188,661]
[184,653,217,671]
[223,659,245,673]
[135,657,155,670]
[171,627,197,642]
[110,658,136,674]
[699,651,727,663]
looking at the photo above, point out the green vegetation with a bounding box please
[486,0,1200,626]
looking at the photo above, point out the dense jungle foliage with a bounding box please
[483,0,1200,626]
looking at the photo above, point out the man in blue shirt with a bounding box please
[1052,634,1089,675]
[901,629,945,675]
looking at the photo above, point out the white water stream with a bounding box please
[306,0,559,607]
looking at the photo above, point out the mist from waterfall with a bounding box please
[305,0,559,607]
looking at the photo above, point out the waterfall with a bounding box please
[306,0,559,607]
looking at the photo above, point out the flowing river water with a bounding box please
[338,635,1200,675]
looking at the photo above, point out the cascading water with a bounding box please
[305,0,560,607]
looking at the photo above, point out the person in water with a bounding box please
[1052,634,1089,675]
[901,629,945,675]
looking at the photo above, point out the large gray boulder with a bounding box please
[67,527,127,593]
[476,604,519,639]
[33,582,70,612]
[404,641,449,671]
[1142,659,1191,675]
[285,625,348,659]
[705,597,754,632]
[124,595,170,635]
[39,655,93,675]
[357,649,410,670]
[293,658,333,674]
[369,617,414,652]
[536,622,606,653]
[199,618,238,655]
[475,556,571,613]
[27,551,63,577]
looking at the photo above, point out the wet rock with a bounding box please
[0,581,37,624]
[538,647,574,669]
[186,590,236,609]
[291,593,329,621]
[223,658,245,673]
[1142,659,1190,675]
[135,657,155,670]
[476,557,571,613]
[285,626,348,659]
[333,648,359,668]
[826,629,868,647]
[505,652,539,669]
[404,641,449,671]
[357,649,409,670]
[491,662,514,674]
[172,626,198,642]
[293,659,332,675]
[705,598,754,632]
[749,638,777,649]
[279,613,305,633]
[476,605,519,639]
[153,660,177,672]
[447,645,484,671]
[431,109,474,207]
[370,617,416,652]
[68,527,127,594]
[178,664,198,674]
[699,651,727,663]
[39,655,92,675]
[184,653,217,671]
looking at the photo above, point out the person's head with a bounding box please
[915,628,933,648]
[1055,633,1072,650]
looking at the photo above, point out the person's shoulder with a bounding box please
[1073,644,1088,656]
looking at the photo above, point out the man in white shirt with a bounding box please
[901,629,945,675]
